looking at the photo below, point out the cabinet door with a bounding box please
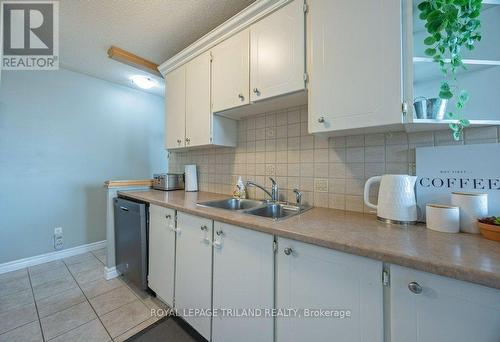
[148,205,176,307]
[276,238,383,342]
[175,212,213,340]
[212,222,274,342]
[185,51,212,147]
[390,265,500,342]
[250,0,305,102]
[165,65,186,149]
[212,29,250,113]
[308,0,402,133]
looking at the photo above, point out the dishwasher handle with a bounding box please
[119,206,129,211]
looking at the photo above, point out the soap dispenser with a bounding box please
[233,176,247,199]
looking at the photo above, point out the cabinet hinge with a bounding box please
[303,72,309,83]
[209,52,213,62]
[210,136,213,143]
[382,269,390,287]
[402,101,408,116]
[273,241,278,253]
[303,1,308,13]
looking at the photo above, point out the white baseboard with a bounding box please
[104,266,120,280]
[0,240,107,275]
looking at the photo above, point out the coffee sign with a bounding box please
[416,143,500,221]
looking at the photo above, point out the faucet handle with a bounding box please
[293,188,302,206]
[269,177,277,186]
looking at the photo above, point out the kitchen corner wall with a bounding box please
[168,105,500,213]
[0,69,166,264]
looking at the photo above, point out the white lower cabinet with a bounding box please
[276,237,383,342]
[390,264,500,342]
[149,210,500,342]
[175,212,213,340]
[148,205,176,307]
[212,222,274,342]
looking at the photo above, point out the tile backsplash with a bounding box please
[168,105,500,213]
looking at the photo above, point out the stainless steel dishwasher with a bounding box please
[114,197,148,290]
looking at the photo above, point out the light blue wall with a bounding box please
[0,69,166,263]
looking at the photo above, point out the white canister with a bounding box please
[184,164,198,192]
[451,192,488,234]
[426,204,460,233]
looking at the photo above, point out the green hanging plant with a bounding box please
[418,0,482,140]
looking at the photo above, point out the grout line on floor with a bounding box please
[26,267,46,342]
[63,261,114,341]
[0,319,39,338]
[62,254,158,340]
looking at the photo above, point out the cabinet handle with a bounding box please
[185,137,190,144]
[216,230,224,236]
[200,225,208,231]
[284,247,293,256]
[317,116,325,123]
[165,214,171,219]
[253,88,260,96]
[238,94,245,101]
[408,282,422,294]
[177,139,182,144]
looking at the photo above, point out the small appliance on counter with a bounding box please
[153,173,185,191]
[364,174,418,225]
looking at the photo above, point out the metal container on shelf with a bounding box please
[413,97,448,120]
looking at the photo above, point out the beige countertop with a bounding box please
[118,189,500,290]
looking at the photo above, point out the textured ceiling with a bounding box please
[59,0,255,96]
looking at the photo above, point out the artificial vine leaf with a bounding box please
[425,48,437,56]
[417,1,430,11]
[417,0,482,138]
[459,119,471,127]
[424,36,436,45]
[439,90,453,99]
[459,90,469,103]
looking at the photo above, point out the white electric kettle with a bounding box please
[364,174,418,225]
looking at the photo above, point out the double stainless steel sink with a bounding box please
[197,198,310,220]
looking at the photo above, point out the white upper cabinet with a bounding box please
[165,65,186,149]
[212,29,250,113]
[164,51,237,150]
[148,205,176,307]
[390,264,500,342]
[185,51,212,147]
[212,222,274,342]
[276,237,383,342]
[250,0,305,102]
[308,0,403,134]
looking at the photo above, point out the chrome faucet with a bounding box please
[293,188,303,206]
[246,177,279,201]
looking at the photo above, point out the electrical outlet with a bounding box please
[54,227,63,250]
[314,178,329,193]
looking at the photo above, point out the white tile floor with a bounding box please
[0,248,166,341]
